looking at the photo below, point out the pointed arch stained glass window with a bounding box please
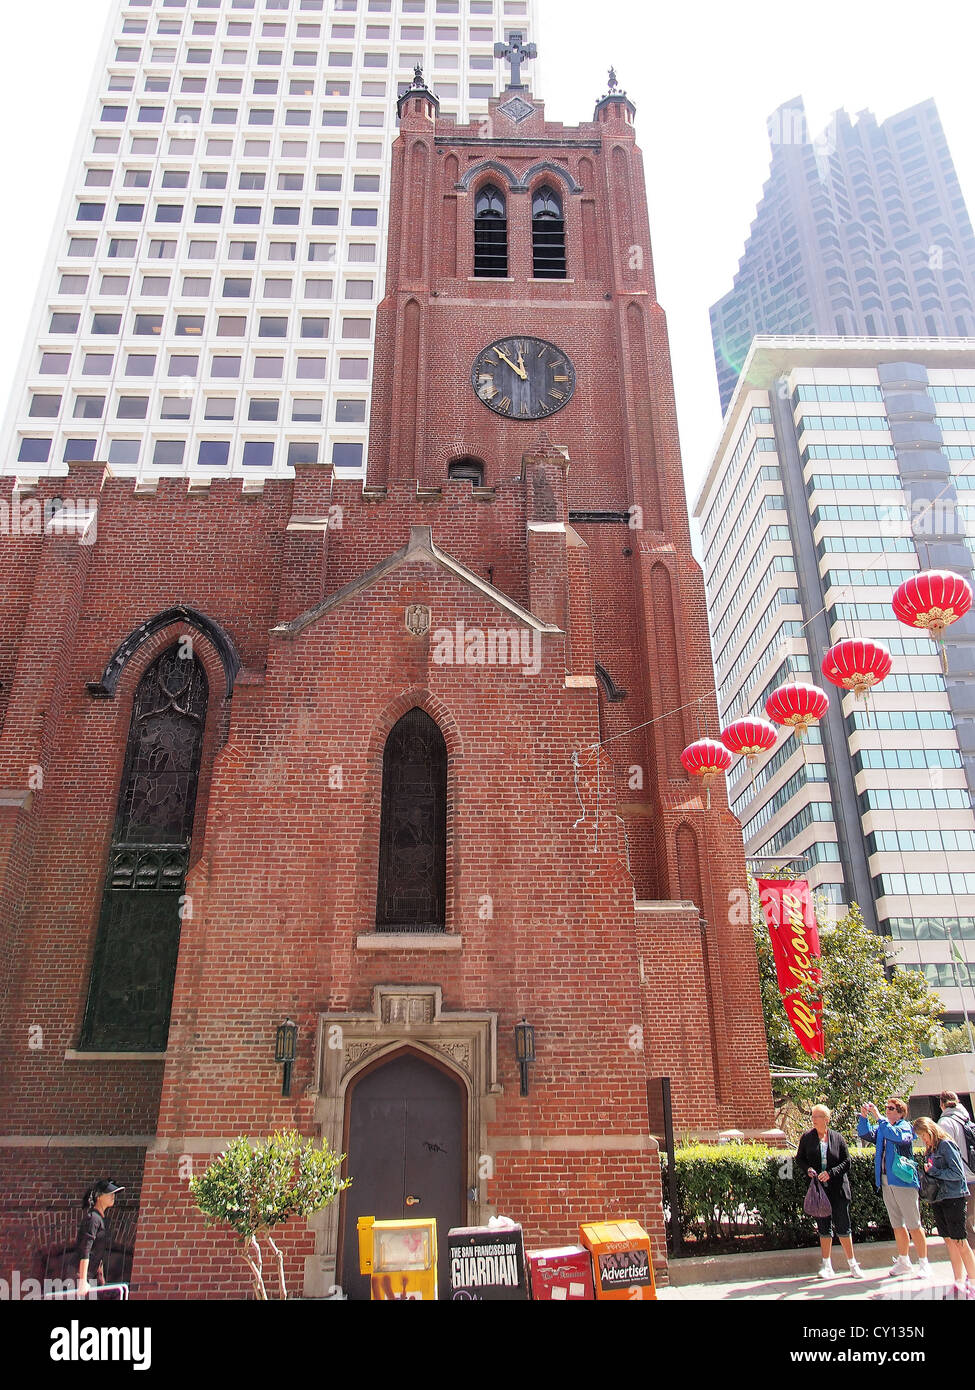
[376,708,447,932]
[80,645,207,1050]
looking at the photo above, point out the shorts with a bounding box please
[881,1177,921,1230]
[932,1197,969,1242]
[815,1194,851,1239]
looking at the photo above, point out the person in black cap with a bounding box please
[76,1179,124,1298]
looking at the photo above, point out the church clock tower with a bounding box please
[366,51,776,1121]
[283,50,779,1289]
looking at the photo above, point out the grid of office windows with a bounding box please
[4,0,539,478]
[886,917,975,941]
[791,384,884,405]
[875,873,975,896]
[737,766,829,833]
[754,801,835,857]
[797,415,890,433]
[859,786,972,812]
[729,726,823,801]
[847,709,953,732]
[853,748,962,771]
[698,351,975,1009]
[900,962,975,988]
[867,829,975,854]
[807,475,902,494]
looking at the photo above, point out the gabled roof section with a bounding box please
[272,525,563,637]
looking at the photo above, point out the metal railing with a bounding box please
[43,1283,130,1301]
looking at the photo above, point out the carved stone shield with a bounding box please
[405,604,431,636]
[498,95,535,124]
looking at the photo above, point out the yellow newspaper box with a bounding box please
[579,1220,656,1300]
[357,1216,438,1300]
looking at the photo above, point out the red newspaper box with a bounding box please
[526,1245,595,1301]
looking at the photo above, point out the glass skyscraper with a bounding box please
[696,335,975,1023]
[710,97,975,414]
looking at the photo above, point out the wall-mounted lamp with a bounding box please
[514,1016,535,1097]
[274,1018,298,1097]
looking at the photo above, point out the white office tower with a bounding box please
[695,336,975,1021]
[3,0,539,480]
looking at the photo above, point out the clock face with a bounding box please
[471,336,576,419]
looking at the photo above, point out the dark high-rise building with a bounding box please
[710,97,975,414]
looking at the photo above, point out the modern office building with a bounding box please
[1,0,539,482]
[695,335,975,1022]
[710,97,975,413]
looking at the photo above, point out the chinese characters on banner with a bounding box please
[757,879,825,1057]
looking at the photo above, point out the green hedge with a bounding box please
[661,1144,937,1251]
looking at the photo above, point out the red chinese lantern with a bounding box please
[821,638,892,701]
[721,717,778,790]
[721,718,778,762]
[764,682,830,741]
[892,568,972,672]
[680,737,733,808]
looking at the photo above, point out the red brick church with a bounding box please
[0,54,775,1298]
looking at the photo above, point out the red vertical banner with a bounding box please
[757,879,824,1057]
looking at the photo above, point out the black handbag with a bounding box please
[920,1169,940,1202]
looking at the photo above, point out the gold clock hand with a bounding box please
[493,347,527,379]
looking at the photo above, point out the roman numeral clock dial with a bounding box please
[472,336,576,419]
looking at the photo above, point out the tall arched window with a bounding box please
[532,185,566,279]
[473,184,507,278]
[80,644,208,1050]
[376,708,447,932]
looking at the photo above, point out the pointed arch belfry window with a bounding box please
[376,708,447,932]
[532,184,566,278]
[473,183,508,278]
[80,644,208,1050]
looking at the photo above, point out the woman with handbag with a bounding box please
[857,1098,931,1279]
[914,1116,975,1294]
[795,1104,866,1279]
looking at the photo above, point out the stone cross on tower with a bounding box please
[494,31,537,89]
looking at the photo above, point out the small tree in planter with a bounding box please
[190,1130,351,1300]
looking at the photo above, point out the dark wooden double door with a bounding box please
[340,1051,465,1300]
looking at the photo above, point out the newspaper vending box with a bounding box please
[357,1215,438,1300]
[526,1244,595,1300]
[447,1223,528,1300]
[579,1220,656,1301]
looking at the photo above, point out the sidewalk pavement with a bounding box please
[658,1237,974,1301]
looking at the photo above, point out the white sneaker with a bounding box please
[915,1258,933,1279]
[888,1256,913,1277]
[818,1261,834,1279]
[848,1262,867,1279]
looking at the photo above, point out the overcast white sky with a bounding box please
[2,0,974,504]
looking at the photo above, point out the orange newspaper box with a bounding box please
[579,1220,656,1300]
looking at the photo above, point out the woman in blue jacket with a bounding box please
[915,1116,975,1294]
[857,1098,931,1279]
